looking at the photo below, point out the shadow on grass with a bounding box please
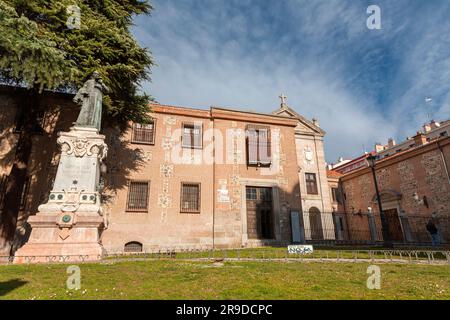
[0,279,27,296]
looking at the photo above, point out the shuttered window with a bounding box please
[180,183,201,213]
[182,123,202,149]
[246,125,271,166]
[126,181,150,212]
[132,120,156,145]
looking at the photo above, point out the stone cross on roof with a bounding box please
[279,93,287,106]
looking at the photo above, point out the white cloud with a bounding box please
[133,0,449,163]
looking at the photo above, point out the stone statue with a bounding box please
[73,71,109,132]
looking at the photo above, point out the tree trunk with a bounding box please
[0,88,41,256]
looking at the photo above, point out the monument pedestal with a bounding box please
[14,126,108,264]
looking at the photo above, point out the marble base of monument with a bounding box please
[14,126,108,264]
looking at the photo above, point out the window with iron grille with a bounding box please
[305,173,318,195]
[180,183,201,213]
[126,181,150,212]
[246,187,257,200]
[124,241,143,253]
[246,125,271,166]
[182,123,202,149]
[132,121,156,145]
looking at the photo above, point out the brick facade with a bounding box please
[339,138,450,243]
[1,88,333,254]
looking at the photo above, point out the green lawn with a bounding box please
[1,259,449,300]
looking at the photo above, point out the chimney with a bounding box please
[374,143,384,153]
[388,138,396,148]
[413,132,427,146]
[423,123,431,133]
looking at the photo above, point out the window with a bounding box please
[124,241,143,253]
[246,187,257,200]
[331,187,342,204]
[132,120,156,144]
[305,173,318,195]
[126,181,150,212]
[440,131,448,137]
[182,123,202,149]
[180,183,201,213]
[246,125,271,166]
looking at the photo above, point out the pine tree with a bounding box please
[0,0,154,254]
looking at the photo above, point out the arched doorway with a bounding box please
[309,207,323,240]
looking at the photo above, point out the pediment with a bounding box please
[273,105,325,136]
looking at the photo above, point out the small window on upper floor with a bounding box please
[182,123,202,149]
[132,120,156,145]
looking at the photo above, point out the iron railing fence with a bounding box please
[301,211,449,246]
[1,248,450,265]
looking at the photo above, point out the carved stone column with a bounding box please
[14,126,108,264]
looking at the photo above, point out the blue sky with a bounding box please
[132,0,450,163]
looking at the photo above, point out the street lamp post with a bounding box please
[366,154,391,247]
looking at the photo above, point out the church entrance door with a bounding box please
[246,187,274,240]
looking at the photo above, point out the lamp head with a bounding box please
[366,154,378,167]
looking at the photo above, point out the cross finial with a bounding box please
[279,93,287,105]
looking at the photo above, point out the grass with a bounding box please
[1,258,449,300]
[107,247,450,262]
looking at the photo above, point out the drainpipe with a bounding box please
[437,140,450,185]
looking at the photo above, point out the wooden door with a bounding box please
[384,209,404,242]
[246,187,274,239]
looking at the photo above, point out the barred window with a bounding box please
[182,123,202,149]
[126,181,150,212]
[180,183,201,213]
[132,120,156,144]
[305,173,318,195]
[246,187,257,200]
[246,125,271,166]
[124,241,143,253]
